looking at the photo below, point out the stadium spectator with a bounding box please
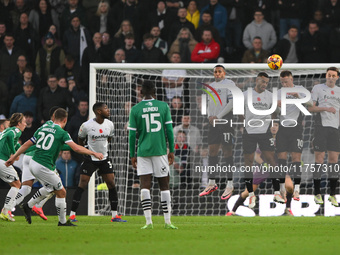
[242,36,268,63]
[101,31,115,63]
[90,0,117,35]
[0,22,7,49]
[191,29,220,63]
[10,0,30,30]
[10,81,37,120]
[147,0,175,41]
[173,114,202,155]
[62,14,92,67]
[43,24,62,47]
[322,0,340,29]
[150,26,168,55]
[113,19,137,50]
[297,20,329,63]
[195,11,221,46]
[54,54,82,89]
[170,96,185,127]
[7,55,28,94]
[278,0,301,39]
[141,33,164,63]
[244,0,273,25]
[313,9,332,37]
[9,66,40,105]
[28,0,60,40]
[168,6,195,46]
[60,0,87,38]
[19,111,39,144]
[274,25,299,63]
[186,0,200,29]
[174,130,191,187]
[242,9,277,51]
[58,77,67,89]
[124,33,141,63]
[330,24,340,62]
[162,52,187,101]
[68,79,87,105]
[224,0,245,53]
[167,27,197,63]
[65,99,88,143]
[199,0,227,47]
[0,33,25,84]
[0,2,13,33]
[81,32,105,82]
[36,32,65,86]
[13,12,39,66]
[37,75,75,123]
[56,151,78,187]
[112,48,126,63]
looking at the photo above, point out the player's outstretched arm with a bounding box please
[67,141,104,160]
[5,139,33,166]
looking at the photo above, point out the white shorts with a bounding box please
[22,155,36,183]
[29,160,63,192]
[137,155,170,178]
[0,159,19,183]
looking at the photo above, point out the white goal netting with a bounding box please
[88,63,340,217]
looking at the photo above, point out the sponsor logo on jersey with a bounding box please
[146,102,153,106]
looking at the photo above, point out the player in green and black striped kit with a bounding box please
[128,81,177,229]
[0,113,27,222]
[6,108,103,226]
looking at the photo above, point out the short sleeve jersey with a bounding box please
[244,89,273,134]
[0,127,22,161]
[128,99,173,157]
[311,83,340,128]
[277,85,306,126]
[78,118,114,161]
[207,78,235,120]
[31,123,72,170]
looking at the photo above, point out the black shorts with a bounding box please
[313,126,340,152]
[276,125,303,153]
[242,130,275,154]
[80,158,114,176]
[208,123,234,145]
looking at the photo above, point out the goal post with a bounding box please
[88,63,340,217]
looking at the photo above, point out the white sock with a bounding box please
[15,185,32,205]
[55,197,66,224]
[70,211,76,217]
[294,184,300,192]
[208,179,216,186]
[227,180,233,188]
[249,192,255,197]
[3,187,19,212]
[141,189,152,225]
[112,211,118,218]
[280,183,286,192]
[35,193,54,208]
[161,190,171,224]
[274,191,280,195]
[27,187,50,208]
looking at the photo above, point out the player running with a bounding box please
[128,81,177,229]
[0,113,26,222]
[6,108,103,226]
[199,65,236,200]
[69,102,126,223]
[308,67,340,206]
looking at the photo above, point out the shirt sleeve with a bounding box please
[63,131,73,143]
[128,109,137,158]
[109,122,114,137]
[78,123,87,139]
[128,108,137,131]
[311,85,319,102]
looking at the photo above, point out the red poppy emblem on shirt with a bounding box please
[331,91,335,95]
[257,97,261,101]
[99,129,103,133]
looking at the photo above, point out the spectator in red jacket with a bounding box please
[191,28,220,63]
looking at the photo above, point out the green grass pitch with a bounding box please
[1,216,340,255]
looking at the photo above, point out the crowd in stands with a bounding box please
[1,0,340,187]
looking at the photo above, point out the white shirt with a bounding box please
[311,83,340,129]
[207,78,235,117]
[244,89,273,134]
[162,69,187,99]
[277,85,307,126]
[78,118,114,161]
